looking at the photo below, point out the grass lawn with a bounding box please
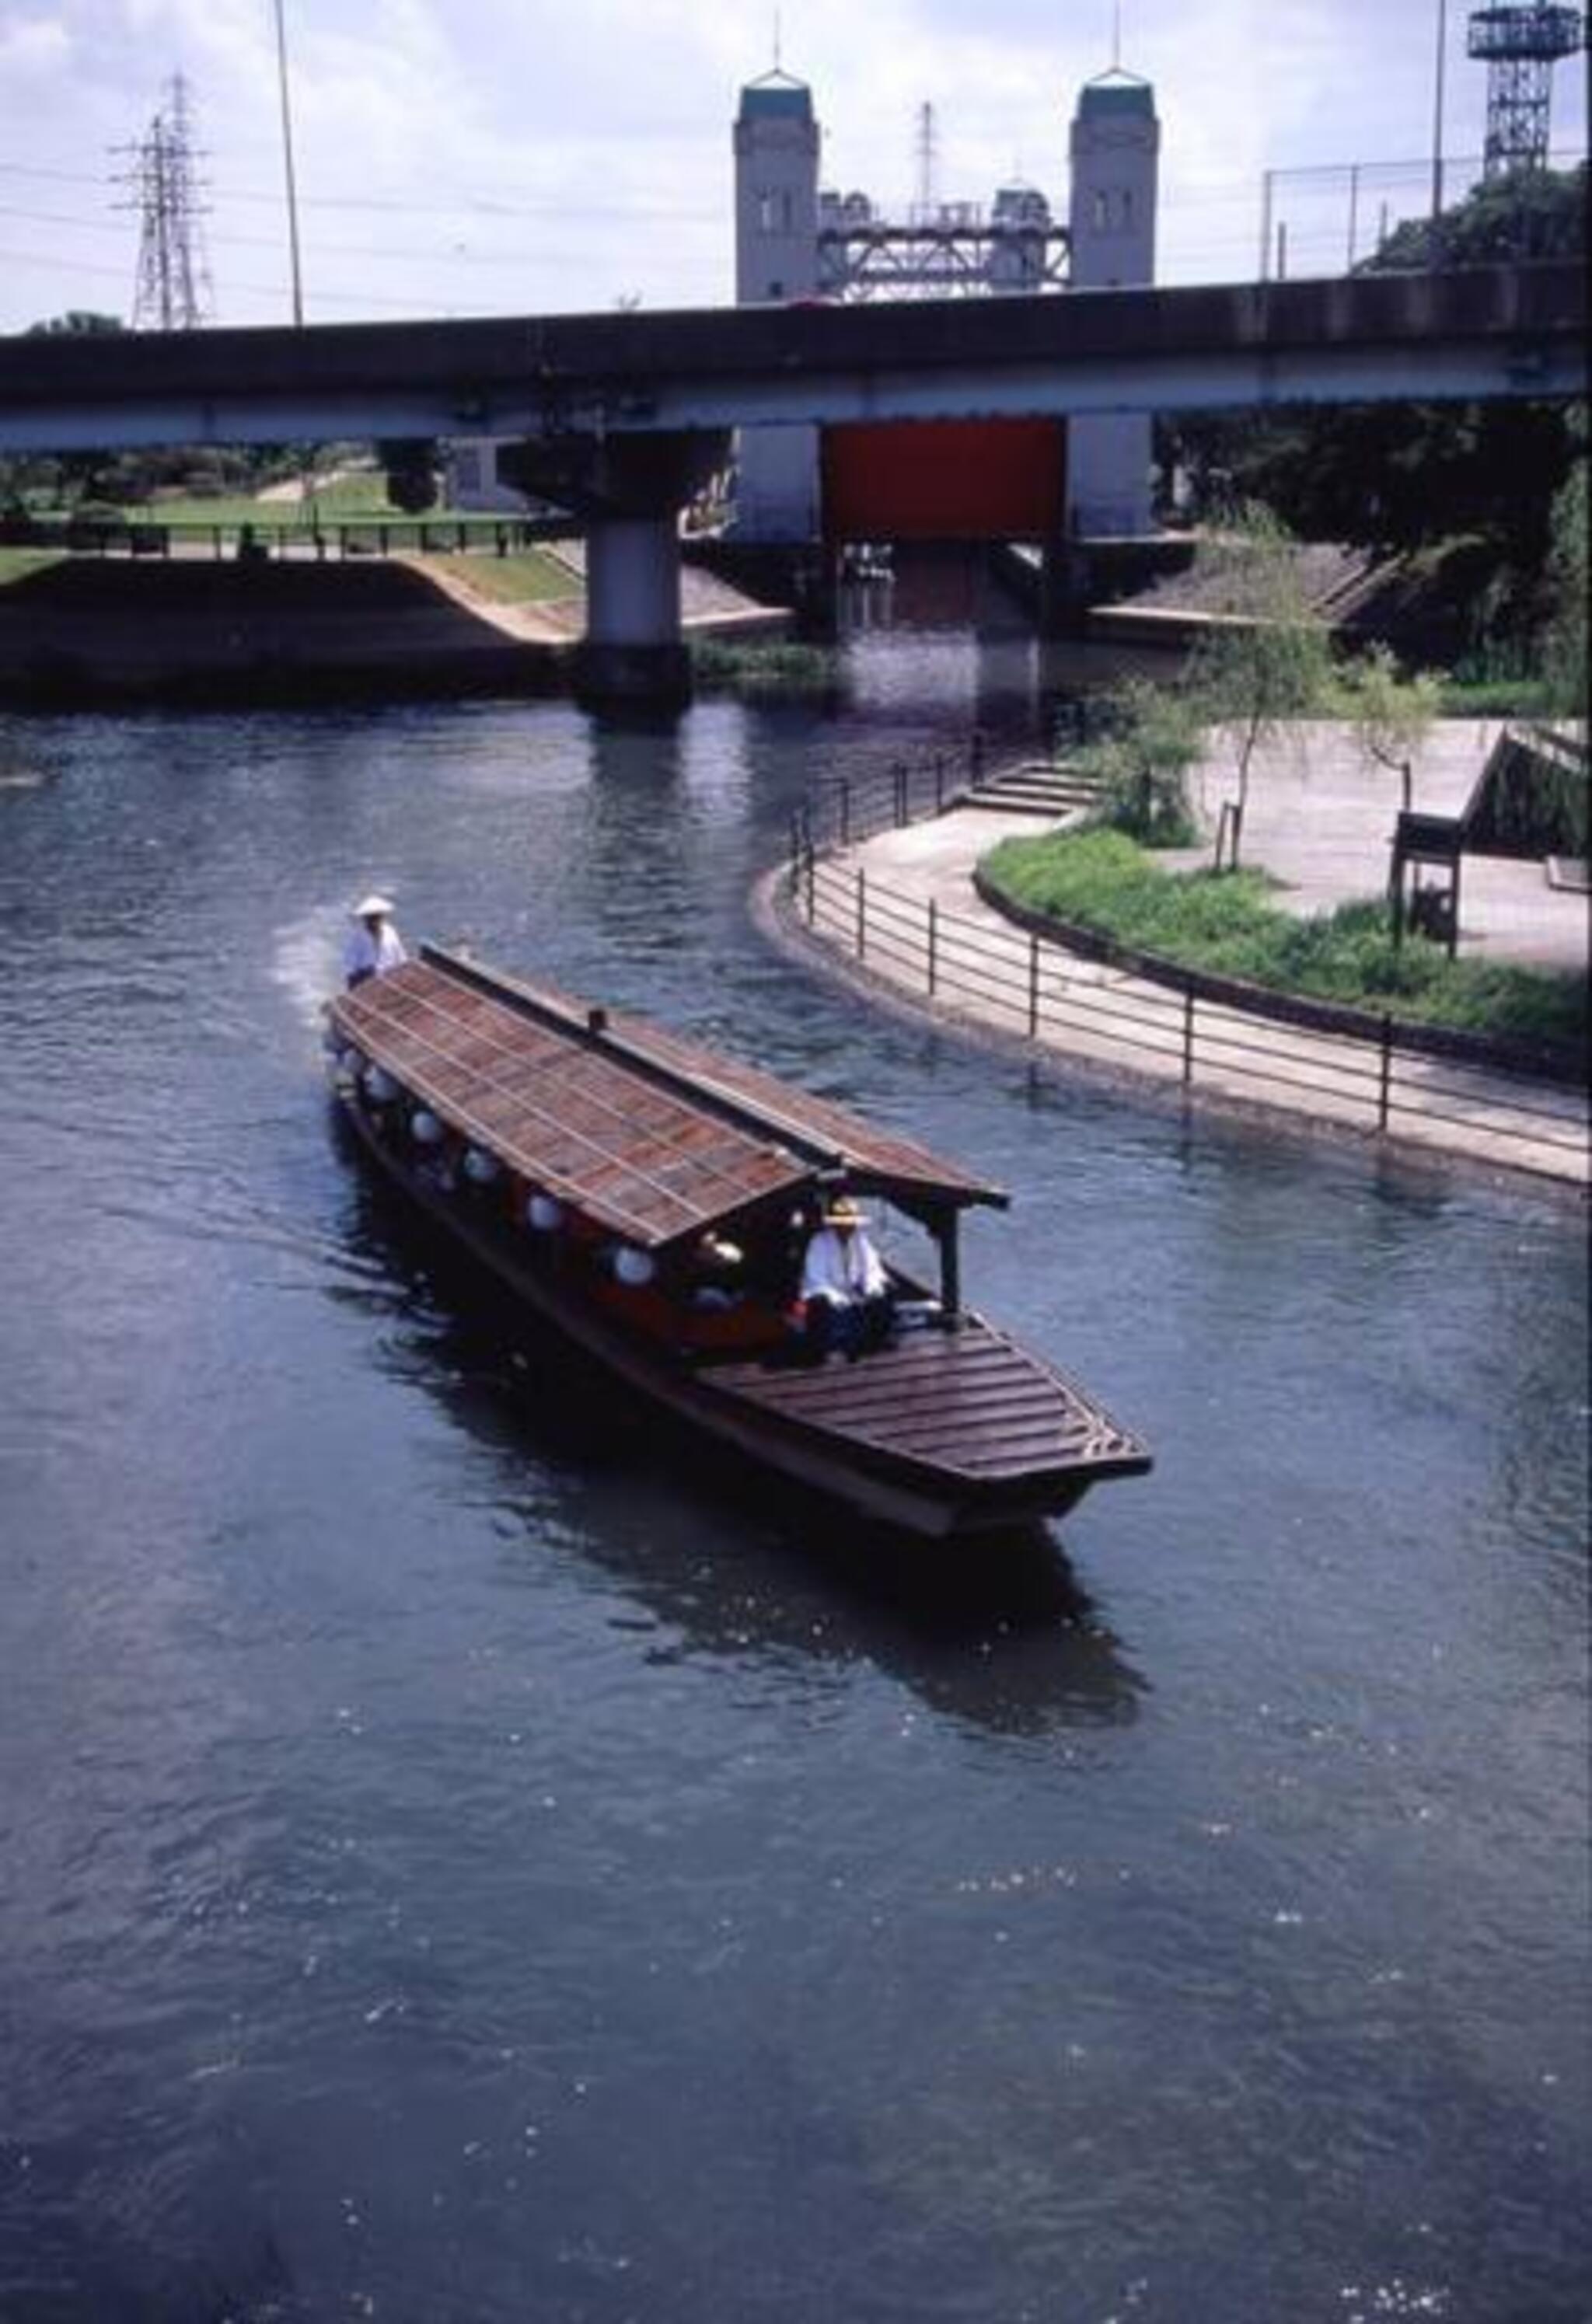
[133,483,389,528]
[0,550,66,588]
[982,825,1587,1052]
[19,476,526,532]
[1431,676,1557,718]
[429,550,580,605]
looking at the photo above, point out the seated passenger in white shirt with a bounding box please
[799,1195,892,1355]
[344,894,408,989]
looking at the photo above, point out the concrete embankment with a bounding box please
[0,551,790,707]
[0,559,565,706]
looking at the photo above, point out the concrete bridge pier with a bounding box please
[501,429,728,705]
[581,512,690,705]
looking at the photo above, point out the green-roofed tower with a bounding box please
[733,68,822,540]
[1067,65,1160,534]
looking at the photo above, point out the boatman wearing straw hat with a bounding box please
[800,1193,892,1356]
[344,894,408,990]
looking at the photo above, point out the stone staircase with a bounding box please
[1307,550,1403,628]
[967,759,1105,818]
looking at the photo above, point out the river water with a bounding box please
[1,602,1587,2323]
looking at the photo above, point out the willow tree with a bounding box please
[1339,644,1441,815]
[1542,452,1589,727]
[1186,505,1332,869]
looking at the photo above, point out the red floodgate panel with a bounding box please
[821,417,1066,543]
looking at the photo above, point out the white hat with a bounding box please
[354,892,395,920]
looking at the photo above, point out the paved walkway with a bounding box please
[777,722,1589,1192]
[1168,719,1589,971]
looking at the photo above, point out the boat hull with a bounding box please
[332,1084,1144,1540]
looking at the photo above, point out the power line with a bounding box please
[2,155,724,224]
[0,197,714,274]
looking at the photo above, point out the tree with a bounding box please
[24,310,124,337]
[1186,507,1333,868]
[1157,166,1586,668]
[1370,162,1587,272]
[1339,644,1441,814]
[1076,679,1202,846]
[1541,448,1588,726]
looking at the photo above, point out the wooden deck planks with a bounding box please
[703,1317,1142,1483]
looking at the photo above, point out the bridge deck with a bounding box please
[0,264,1581,453]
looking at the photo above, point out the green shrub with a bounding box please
[982,828,1586,1049]
[691,640,837,693]
[1076,679,1203,846]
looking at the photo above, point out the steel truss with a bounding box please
[819,222,1070,302]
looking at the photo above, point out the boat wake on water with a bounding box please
[271,906,351,1035]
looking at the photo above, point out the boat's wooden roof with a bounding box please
[331,948,1004,1252]
[703,1317,1150,1488]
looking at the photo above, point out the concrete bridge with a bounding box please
[2,263,1583,697]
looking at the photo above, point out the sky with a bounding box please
[1,0,1586,334]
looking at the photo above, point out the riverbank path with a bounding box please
[778,721,1588,1190]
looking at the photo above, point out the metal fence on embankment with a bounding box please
[793,747,980,853]
[0,513,571,562]
[788,749,1590,1182]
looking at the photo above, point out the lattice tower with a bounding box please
[1466,4,1587,176]
[124,74,213,329]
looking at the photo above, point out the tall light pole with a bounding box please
[1430,0,1449,223]
[272,0,305,324]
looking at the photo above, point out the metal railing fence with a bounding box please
[789,738,986,867]
[789,748,1588,1176]
[0,511,573,564]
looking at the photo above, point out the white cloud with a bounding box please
[0,16,72,74]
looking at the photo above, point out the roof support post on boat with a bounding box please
[934,1207,962,1327]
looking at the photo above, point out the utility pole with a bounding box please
[1431,0,1448,222]
[272,0,305,325]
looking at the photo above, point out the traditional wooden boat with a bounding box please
[326,944,1150,1538]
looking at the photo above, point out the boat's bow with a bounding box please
[694,1314,1150,1532]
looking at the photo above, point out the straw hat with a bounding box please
[825,1195,864,1227]
[354,892,395,920]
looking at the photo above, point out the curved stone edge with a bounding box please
[750,866,1588,1209]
